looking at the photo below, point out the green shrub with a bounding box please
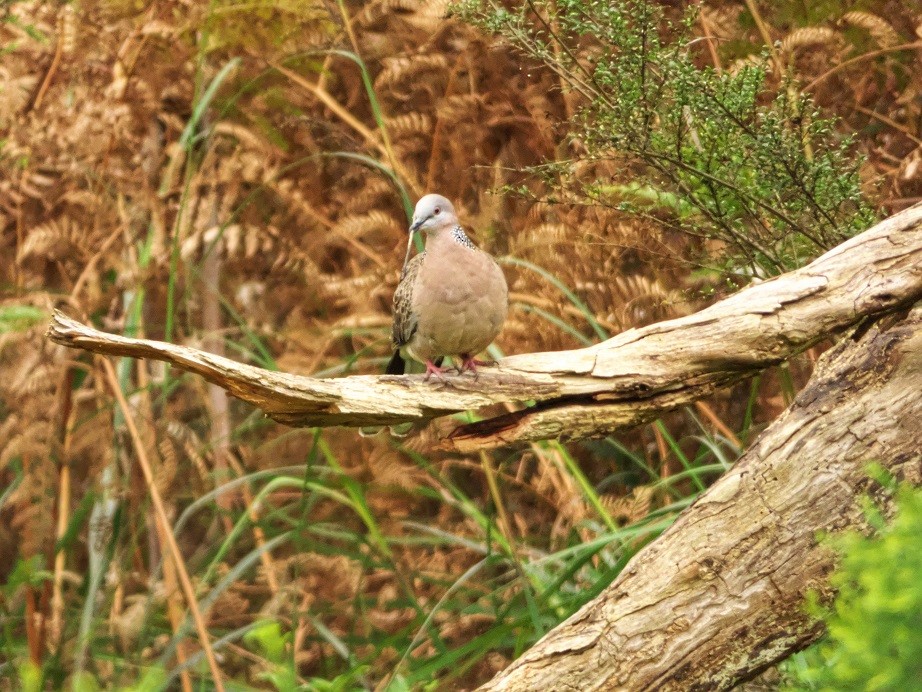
[785,481,922,690]
[458,0,876,277]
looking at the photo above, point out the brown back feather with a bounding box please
[392,251,425,347]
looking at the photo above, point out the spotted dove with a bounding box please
[386,194,508,377]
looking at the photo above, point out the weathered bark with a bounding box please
[44,206,922,687]
[479,306,922,691]
[46,204,922,451]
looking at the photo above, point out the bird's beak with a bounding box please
[409,218,423,233]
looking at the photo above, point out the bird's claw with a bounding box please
[457,355,496,377]
[423,360,451,381]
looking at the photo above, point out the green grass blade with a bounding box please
[501,257,609,341]
[179,58,241,150]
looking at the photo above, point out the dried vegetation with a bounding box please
[1,0,921,687]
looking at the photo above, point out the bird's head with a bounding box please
[409,194,457,234]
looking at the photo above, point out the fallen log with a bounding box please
[480,304,922,690]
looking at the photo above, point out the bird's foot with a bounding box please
[458,355,495,375]
[423,360,451,381]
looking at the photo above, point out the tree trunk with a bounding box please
[479,305,922,690]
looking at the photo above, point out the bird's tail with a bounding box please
[385,350,405,375]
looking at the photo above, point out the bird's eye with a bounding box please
[434,207,441,215]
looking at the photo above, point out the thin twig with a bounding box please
[50,366,75,648]
[742,0,780,76]
[804,41,922,92]
[32,18,64,110]
[854,105,922,147]
[272,62,421,197]
[697,9,723,73]
[225,452,281,594]
[694,401,742,449]
[100,357,225,691]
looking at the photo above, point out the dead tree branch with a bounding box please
[46,204,922,450]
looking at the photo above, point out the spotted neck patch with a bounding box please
[451,226,477,250]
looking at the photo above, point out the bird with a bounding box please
[386,194,508,378]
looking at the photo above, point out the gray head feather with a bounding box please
[409,194,458,234]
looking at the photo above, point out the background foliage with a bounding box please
[784,476,922,691]
[1,0,920,688]
[458,0,878,276]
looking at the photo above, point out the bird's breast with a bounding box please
[409,246,508,358]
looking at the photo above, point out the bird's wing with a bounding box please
[392,251,425,347]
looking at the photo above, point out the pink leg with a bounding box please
[424,359,451,381]
[459,354,495,374]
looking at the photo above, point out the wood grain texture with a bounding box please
[46,203,922,450]
[479,305,922,691]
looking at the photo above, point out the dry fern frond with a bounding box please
[113,594,154,652]
[841,11,899,48]
[329,313,389,331]
[181,224,279,264]
[439,612,496,642]
[391,136,431,162]
[897,148,922,182]
[212,122,281,159]
[416,0,454,19]
[6,349,47,395]
[164,421,210,483]
[779,27,838,53]
[364,449,423,491]
[525,199,561,222]
[207,589,251,627]
[1,2,55,45]
[350,178,398,212]
[355,0,425,27]
[610,273,689,325]
[70,416,112,465]
[437,93,485,122]
[317,273,386,301]
[291,554,363,601]
[0,432,52,471]
[138,19,180,39]
[511,223,570,252]
[9,502,55,559]
[270,178,328,234]
[156,437,178,495]
[727,53,771,76]
[384,0,454,32]
[222,223,271,262]
[0,68,39,123]
[180,224,217,262]
[0,332,60,560]
[699,6,742,41]
[334,211,403,239]
[16,169,61,203]
[17,216,84,264]
[414,0,452,22]
[59,189,104,212]
[0,415,17,453]
[375,54,449,91]
[600,486,656,526]
[57,3,77,55]
[13,363,58,397]
[383,112,432,139]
